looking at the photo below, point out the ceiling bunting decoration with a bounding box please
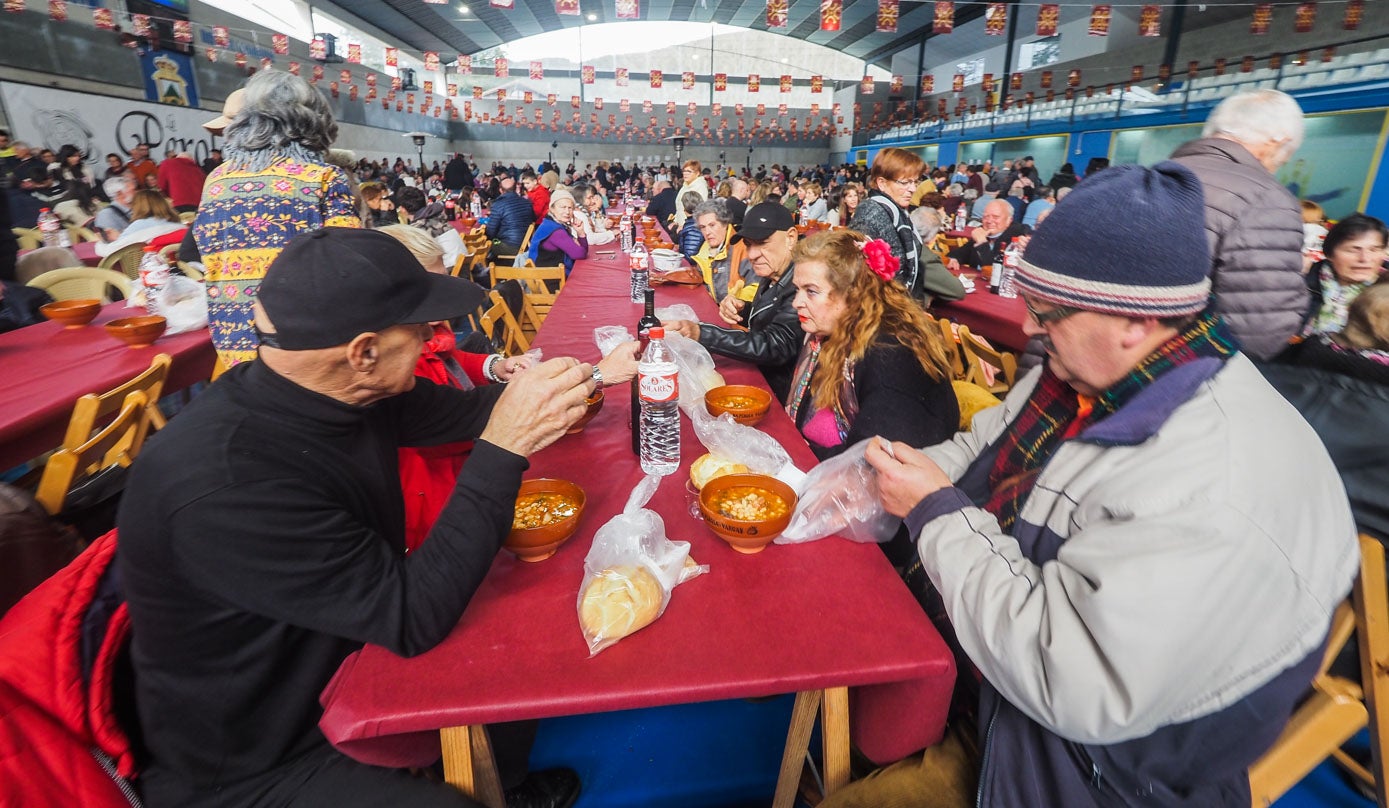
[131,13,151,37]
[530,61,543,80]
[933,1,953,34]
[1039,70,1052,88]
[93,7,114,29]
[205,47,218,62]
[1010,72,1023,90]
[766,0,788,27]
[876,0,898,33]
[620,98,629,111]
[491,0,514,9]
[348,43,362,63]
[1129,65,1143,82]
[712,102,722,115]
[616,0,639,19]
[650,70,662,88]
[1268,53,1282,69]
[1067,68,1081,87]
[342,69,353,83]
[748,73,760,92]
[810,75,824,93]
[214,26,230,47]
[1139,4,1161,36]
[366,73,377,86]
[985,3,1006,35]
[778,103,788,115]
[474,85,484,99]
[1088,5,1110,35]
[1344,0,1364,29]
[1188,60,1200,78]
[1250,3,1271,33]
[497,88,507,100]
[288,60,300,75]
[820,0,842,32]
[524,91,533,103]
[1241,54,1255,72]
[424,52,440,72]
[385,48,398,67]
[861,75,874,94]
[890,75,903,93]
[47,0,65,23]
[920,75,933,93]
[448,83,458,96]
[581,65,595,84]
[312,64,324,82]
[458,55,472,74]
[666,100,676,113]
[616,67,629,86]
[594,97,604,109]
[571,94,580,107]
[714,73,728,91]
[780,74,793,92]
[1294,1,1316,33]
[349,85,358,100]
[556,0,580,15]
[1036,3,1059,35]
[689,102,698,113]
[643,99,652,112]
[682,71,695,90]
[1322,46,1336,61]
[310,37,327,60]
[495,57,508,77]
[173,20,192,43]
[1214,57,1227,74]
[952,73,964,92]
[273,34,289,55]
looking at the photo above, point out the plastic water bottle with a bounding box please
[38,208,68,247]
[470,198,482,218]
[138,245,170,315]
[638,327,681,476]
[954,205,967,232]
[629,241,649,303]
[999,238,1021,299]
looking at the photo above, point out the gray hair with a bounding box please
[103,174,134,199]
[962,188,979,201]
[1056,186,1072,202]
[693,197,731,225]
[680,191,703,215]
[946,182,964,196]
[222,70,338,169]
[1203,89,1305,161]
[908,207,942,242]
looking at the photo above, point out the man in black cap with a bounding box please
[119,228,591,808]
[663,202,801,399]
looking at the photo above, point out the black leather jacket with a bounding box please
[698,265,801,401]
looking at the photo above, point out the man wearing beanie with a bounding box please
[119,228,588,808]
[826,164,1358,808]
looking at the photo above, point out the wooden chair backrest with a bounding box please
[12,227,41,251]
[516,223,537,255]
[958,324,1017,394]
[26,267,132,303]
[1249,535,1389,807]
[34,391,149,516]
[98,242,148,280]
[61,354,173,450]
[480,289,530,355]
[935,317,967,381]
[491,264,563,336]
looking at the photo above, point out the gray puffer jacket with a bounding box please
[1170,138,1307,360]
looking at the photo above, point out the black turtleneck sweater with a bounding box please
[118,360,524,807]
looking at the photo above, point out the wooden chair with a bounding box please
[935,317,967,381]
[957,324,1017,395]
[515,223,537,257]
[1249,535,1389,807]
[27,267,131,303]
[34,391,149,516]
[12,227,41,250]
[98,242,147,280]
[61,354,173,446]
[465,242,493,282]
[478,289,530,355]
[491,264,563,336]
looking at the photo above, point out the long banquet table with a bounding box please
[0,302,216,469]
[318,252,957,806]
[931,275,1030,354]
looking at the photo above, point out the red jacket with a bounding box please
[527,185,551,222]
[0,531,140,807]
[398,327,491,551]
[156,156,205,209]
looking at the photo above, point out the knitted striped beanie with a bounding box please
[1015,161,1212,318]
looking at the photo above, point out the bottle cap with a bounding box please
[649,327,664,339]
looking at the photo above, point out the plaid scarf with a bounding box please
[983,311,1236,531]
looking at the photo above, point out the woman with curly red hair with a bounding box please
[786,229,959,460]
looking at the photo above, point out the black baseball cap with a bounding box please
[258,227,486,350]
[731,202,795,244]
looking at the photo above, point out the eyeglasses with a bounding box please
[1023,298,1081,326]
[890,177,920,189]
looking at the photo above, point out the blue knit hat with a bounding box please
[1015,161,1212,318]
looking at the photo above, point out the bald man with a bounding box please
[947,198,1029,270]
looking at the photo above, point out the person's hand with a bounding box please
[717,295,746,325]
[479,358,595,457]
[970,226,988,245]
[493,353,535,381]
[596,341,641,385]
[946,258,961,273]
[663,319,701,341]
[864,438,954,518]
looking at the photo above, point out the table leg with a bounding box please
[773,689,823,808]
[440,725,506,808]
[821,686,851,796]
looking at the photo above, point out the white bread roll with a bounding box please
[689,453,750,490]
[579,566,664,645]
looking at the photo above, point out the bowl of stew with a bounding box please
[506,479,586,562]
[698,473,797,554]
[704,384,772,426]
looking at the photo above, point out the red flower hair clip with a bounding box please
[860,239,900,282]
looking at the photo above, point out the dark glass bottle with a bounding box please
[631,288,661,454]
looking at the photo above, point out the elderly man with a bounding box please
[725,176,751,224]
[663,202,801,399]
[948,198,1027,270]
[690,197,757,304]
[94,175,136,240]
[485,173,535,261]
[826,163,1357,808]
[645,178,678,237]
[120,228,589,808]
[125,142,158,189]
[1171,89,1308,361]
[156,151,206,213]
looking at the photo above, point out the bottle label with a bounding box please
[639,371,678,403]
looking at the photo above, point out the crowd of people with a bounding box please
[1,66,1387,808]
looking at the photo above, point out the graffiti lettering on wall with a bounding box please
[1,81,221,168]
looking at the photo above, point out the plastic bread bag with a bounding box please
[593,325,633,358]
[688,405,801,488]
[577,475,708,656]
[654,303,699,323]
[155,274,209,335]
[776,438,899,545]
[662,331,725,413]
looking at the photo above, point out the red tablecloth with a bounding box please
[932,282,1030,354]
[0,303,215,469]
[18,240,101,268]
[318,253,956,769]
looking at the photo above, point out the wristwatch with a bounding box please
[590,365,604,391]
